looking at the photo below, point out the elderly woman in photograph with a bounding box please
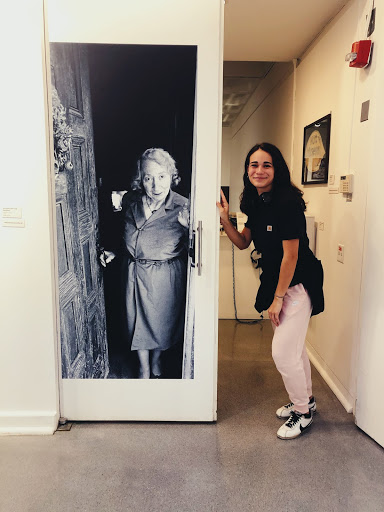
[102,148,189,379]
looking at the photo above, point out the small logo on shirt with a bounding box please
[267,225,273,232]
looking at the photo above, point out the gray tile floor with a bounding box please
[1,320,383,512]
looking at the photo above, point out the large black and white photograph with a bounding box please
[50,43,197,380]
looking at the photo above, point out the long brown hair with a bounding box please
[240,142,306,215]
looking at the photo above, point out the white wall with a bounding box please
[0,0,59,434]
[221,127,232,186]
[354,1,384,447]
[291,0,371,412]
[292,0,384,443]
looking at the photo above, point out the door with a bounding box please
[51,43,109,379]
[46,0,223,422]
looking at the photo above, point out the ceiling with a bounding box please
[222,61,273,126]
[224,0,348,62]
[222,0,348,125]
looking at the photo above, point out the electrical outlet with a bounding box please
[337,244,344,263]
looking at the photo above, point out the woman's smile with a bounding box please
[142,160,172,205]
[248,149,275,193]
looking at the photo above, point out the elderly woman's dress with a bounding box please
[121,190,188,351]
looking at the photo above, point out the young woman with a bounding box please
[217,142,324,439]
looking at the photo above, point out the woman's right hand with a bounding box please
[216,189,230,224]
[100,250,116,267]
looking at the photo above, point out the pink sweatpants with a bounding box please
[271,283,313,414]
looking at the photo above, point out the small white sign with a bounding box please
[2,219,25,228]
[2,207,22,219]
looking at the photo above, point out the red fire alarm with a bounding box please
[346,40,372,68]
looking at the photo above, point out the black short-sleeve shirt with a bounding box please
[245,189,324,315]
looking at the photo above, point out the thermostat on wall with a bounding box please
[340,174,354,193]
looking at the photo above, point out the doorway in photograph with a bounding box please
[50,43,197,380]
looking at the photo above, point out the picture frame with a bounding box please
[301,113,331,185]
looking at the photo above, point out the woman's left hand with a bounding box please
[178,203,189,228]
[268,297,283,327]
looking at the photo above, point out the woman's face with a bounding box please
[247,149,275,194]
[142,160,172,202]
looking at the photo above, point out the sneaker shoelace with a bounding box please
[285,411,301,428]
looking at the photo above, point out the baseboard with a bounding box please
[307,341,354,413]
[0,410,59,435]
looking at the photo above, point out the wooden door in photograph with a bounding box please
[51,43,109,379]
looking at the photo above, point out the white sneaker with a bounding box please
[277,410,313,440]
[276,396,316,419]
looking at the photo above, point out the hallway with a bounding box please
[1,320,383,512]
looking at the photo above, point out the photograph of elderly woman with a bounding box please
[50,43,196,379]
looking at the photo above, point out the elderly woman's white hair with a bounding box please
[131,148,181,192]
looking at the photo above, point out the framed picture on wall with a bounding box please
[301,113,331,184]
